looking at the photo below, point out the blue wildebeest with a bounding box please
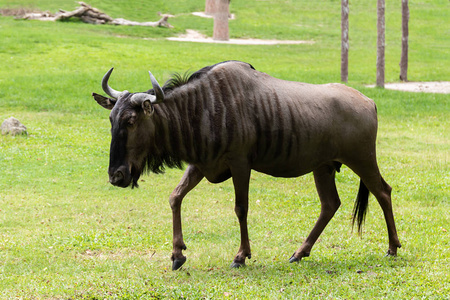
[93,60,401,270]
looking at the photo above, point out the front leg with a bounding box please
[169,165,204,270]
[229,159,252,268]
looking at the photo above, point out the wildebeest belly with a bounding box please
[250,141,338,178]
[252,158,329,178]
[194,162,232,183]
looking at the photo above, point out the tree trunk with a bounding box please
[205,0,216,15]
[376,0,385,88]
[213,0,229,41]
[400,0,409,82]
[341,0,349,83]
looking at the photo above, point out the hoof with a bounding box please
[172,256,187,271]
[289,251,309,263]
[230,262,246,268]
[289,255,300,263]
[385,249,398,257]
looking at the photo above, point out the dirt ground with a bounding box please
[167,29,315,45]
[369,81,450,94]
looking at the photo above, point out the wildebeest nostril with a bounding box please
[110,171,124,185]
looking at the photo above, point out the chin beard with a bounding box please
[129,153,184,189]
[144,153,184,175]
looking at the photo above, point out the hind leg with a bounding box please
[348,161,401,256]
[369,176,401,255]
[290,164,341,262]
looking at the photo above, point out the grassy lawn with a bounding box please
[0,0,449,298]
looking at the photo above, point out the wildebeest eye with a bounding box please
[128,114,137,126]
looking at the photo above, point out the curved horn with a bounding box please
[149,71,164,104]
[102,68,123,99]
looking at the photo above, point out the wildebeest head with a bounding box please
[93,68,165,188]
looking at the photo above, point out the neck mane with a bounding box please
[142,61,256,174]
[143,66,212,173]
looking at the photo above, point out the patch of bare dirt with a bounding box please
[368,81,450,94]
[167,29,315,45]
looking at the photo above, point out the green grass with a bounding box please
[1,0,449,298]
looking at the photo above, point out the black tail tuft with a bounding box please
[352,180,370,233]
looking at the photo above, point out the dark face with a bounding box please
[94,92,156,188]
[93,68,164,188]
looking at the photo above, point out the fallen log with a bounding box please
[19,2,173,28]
[111,14,173,28]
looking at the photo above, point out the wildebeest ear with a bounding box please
[92,93,116,110]
[142,100,154,116]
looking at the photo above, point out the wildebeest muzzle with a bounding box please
[109,165,132,188]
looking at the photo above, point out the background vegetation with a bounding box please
[0,0,448,298]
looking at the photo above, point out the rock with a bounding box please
[1,117,27,136]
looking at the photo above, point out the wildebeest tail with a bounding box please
[352,179,370,233]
